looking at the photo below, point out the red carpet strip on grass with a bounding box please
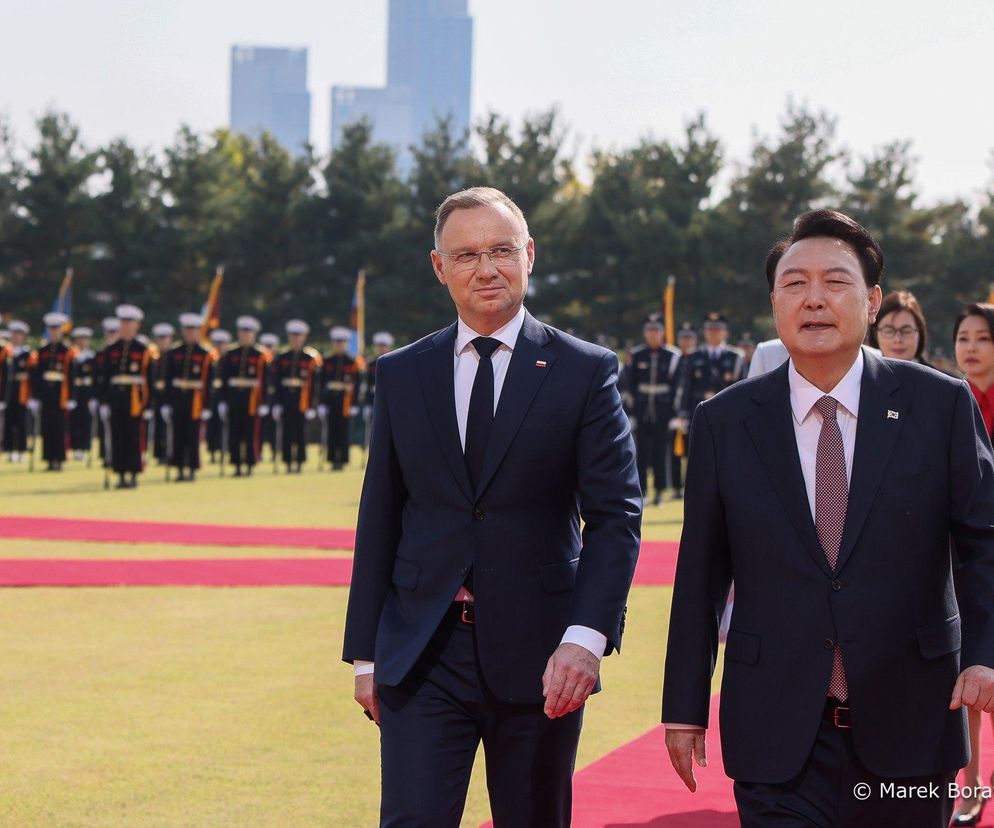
[482,693,994,828]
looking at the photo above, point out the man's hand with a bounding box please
[542,643,599,719]
[950,665,994,713]
[355,673,380,724]
[665,727,707,792]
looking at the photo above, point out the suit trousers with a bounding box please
[734,714,956,827]
[377,609,583,828]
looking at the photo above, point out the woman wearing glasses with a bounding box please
[868,290,931,364]
[950,303,994,826]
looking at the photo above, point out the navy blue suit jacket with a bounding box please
[662,349,994,781]
[342,311,642,704]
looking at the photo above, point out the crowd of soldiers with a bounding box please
[0,304,396,489]
[619,311,753,507]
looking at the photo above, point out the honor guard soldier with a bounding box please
[737,332,756,375]
[0,320,9,452]
[318,326,359,470]
[95,317,121,467]
[218,316,271,476]
[3,321,37,463]
[272,320,321,473]
[258,332,280,462]
[675,312,745,426]
[32,312,77,471]
[149,322,175,463]
[69,326,97,460]
[206,329,231,462]
[161,314,216,482]
[97,305,151,488]
[625,313,682,505]
[361,330,394,447]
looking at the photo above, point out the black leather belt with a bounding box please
[823,698,851,729]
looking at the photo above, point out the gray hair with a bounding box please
[433,186,529,249]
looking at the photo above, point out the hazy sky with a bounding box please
[3,0,993,203]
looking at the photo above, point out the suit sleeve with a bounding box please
[949,381,994,669]
[341,359,408,664]
[661,403,733,727]
[570,350,642,655]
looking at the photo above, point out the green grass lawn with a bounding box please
[0,450,697,826]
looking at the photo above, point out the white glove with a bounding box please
[272,405,283,422]
[217,401,229,419]
[88,398,98,415]
[304,408,316,421]
[65,400,78,411]
[142,408,154,421]
[160,405,172,422]
[349,406,359,417]
[317,404,329,418]
[99,404,111,421]
[200,410,213,422]
[668,417,689,433]
[257,405,270,417]
[0,401,6,411]
[27,399,40,414]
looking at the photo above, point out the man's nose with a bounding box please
[802,286,827,308]
[476,253,500,279]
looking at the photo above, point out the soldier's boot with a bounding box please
[116,474,129,490]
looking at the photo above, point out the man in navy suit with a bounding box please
[662,209,994,826]
[342,187,642,827]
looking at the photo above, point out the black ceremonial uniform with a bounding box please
[625,343,681,502]
[206,357,224,460]
[97,338,151,478]
[219,343,270,473]
[676,345,745,420]
[32,340,76,466]
[3,347,37,454]
[149,347,170,462]
[69,349,97,453]
[272,346,321,471]
[163,342,215,477]
[319,352,359,469]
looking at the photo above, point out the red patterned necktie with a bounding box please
[814,395,848,702]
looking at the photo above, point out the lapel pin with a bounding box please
[535,360,547,368]
[887,410,899,420]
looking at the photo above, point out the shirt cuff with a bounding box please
[560,625,607,660]
[353,660,375,677]
[664,723,707,731]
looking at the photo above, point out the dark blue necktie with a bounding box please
[464,336,500,493]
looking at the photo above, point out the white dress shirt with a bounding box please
[665,348,864,728]
[355,306,607,677]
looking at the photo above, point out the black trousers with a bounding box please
[669,430,684,492]
[734,713,956,827]
[378,609,583,828]
[281,411,306,466]
[169,403,201,472]
[3,401,28,452]
[109,398,143,473]
[636,418,668,497]
[69,401,93,451]
[326,407,349,465]
[40,399,67,462]
[228,409,259,467]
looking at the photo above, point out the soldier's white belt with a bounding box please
[637,383,671,395]
[74,377,94,386]
[325,381,350,391]
[43,370,66,382]
[227,377,258,389]
[13,372,28,381]
[110,375,144,386]
[281,378,305,388]
[172,378,203,390]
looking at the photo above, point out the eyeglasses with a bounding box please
[877,325,919,341]
[435,242,527,273]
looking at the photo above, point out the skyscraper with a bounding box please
[331,0,473,173]
[230,46,311,155]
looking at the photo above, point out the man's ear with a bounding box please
[867,284,883,324]
[430,250,447,286]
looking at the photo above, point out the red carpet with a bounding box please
[0,557,354,586]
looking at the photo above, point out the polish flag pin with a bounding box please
[535,360,547,368]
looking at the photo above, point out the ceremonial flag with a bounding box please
[987,283,994,305]
[199,266,224,343]
[50,268,74,333]
[349,270,366,365]
[663,275,676,347]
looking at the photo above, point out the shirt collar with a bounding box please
[455,305,526,356]
[788,348,864,426]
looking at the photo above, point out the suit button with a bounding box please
[473,509,485,521]
[831,579,842,591]
[823,638,835,649]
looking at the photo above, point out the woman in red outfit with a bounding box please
[951,302,994,826]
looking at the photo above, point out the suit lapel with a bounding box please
[744,362,830,575]
[474,312,555,498]
[837,350,906,572]
[415,323,474,503]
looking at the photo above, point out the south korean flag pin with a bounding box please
[886,410,899,421]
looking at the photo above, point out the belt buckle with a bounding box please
[833,705,851,729]
[459,602,475,625]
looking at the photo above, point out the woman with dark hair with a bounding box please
[868,290,929,363]
[950,302,994,826]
